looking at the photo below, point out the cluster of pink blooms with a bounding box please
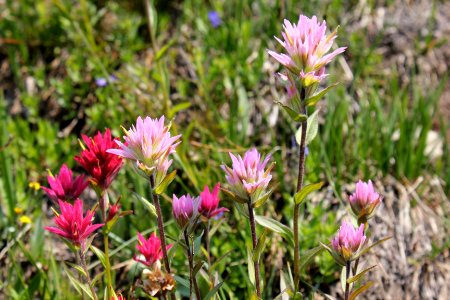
[134,232,172,267]
[330,180,382,262]
[172,183,229,229]
[107,116,181,184]
[44,199,104,251]
[44,129,125,252]
[221,148,272,202]
[268,15,346,87]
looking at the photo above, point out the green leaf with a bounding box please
[156,39,175,61]
[298,245,324,270]
[155,170,177,194]
[254,215,294,246]
[252,189,273,208]
[320,242,346,266]
[221,187,247,204]
[252,229,268,263]
[193,261,204,276]
[173,275,190,289]
[90,245,107,269]
[349,281,374,300]
[133,193,157,217]
[295,109,320,145]
[64,265,95,299]
[357,236,392,258]
[168,101,191,119]
[204,282,224,300]
[294,182,324,205]
[276,101,307,123]
[347,265,377,284]
[246,246,255,285]
[304,83,338,106]
[66,262,87,277]
[210,250,233,272]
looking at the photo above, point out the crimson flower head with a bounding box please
[75,129,123,190]
[42,164,88,203]
[199,183,229,219]
[44,199,103,251]
[135,232,172,267]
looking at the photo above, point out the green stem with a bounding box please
[294,88,307,293]
[79,250,99,300]
[100,192,113,298]
[205,220,213,288]
[247,201,261,298]
[344,261,351,300]
[149,175,176,300]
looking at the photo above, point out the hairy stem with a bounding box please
[149,175,175,300]
[247,201,261,298]
[191,235,202,299]
[294,88,308,293]
[79,250,98,300]
[184,230,202,299]
[205,220,213,288]
[344,261,351,300]
[101,192,112,298]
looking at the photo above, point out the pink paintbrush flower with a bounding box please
[107,116,181,182]
[75,129,123,191]
[221,148,272,203]
[135,232,172,267]
[44,199,103,251]
[349,180,382,222]
[42,164,88,203]
[331,220,366,262]
[199,183,229,219]
[268,15,346,86]
[172,194,199,228]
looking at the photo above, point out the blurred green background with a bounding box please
[0,0,448,299]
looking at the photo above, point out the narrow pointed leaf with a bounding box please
[347,265,377,284]
[304,83,338,106]
[294,182,324,205]
[90,245,107,269]
[298,245,324,270]
[296,109,320,145]
[64,265,95,299]
[357,236,392,257]
[133,193,157,217]
[203,282,224,300]
[254,215,294,246]
[252,189,273,208]
[275,101,307,122]
[155,170,177,194]
[349,281,374,300]
[210,250,233,272]
[66,262,87,277]
[252,229,268,263]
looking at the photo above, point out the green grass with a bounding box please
[0,0,448,299]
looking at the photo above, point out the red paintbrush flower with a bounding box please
[44,199,103,251]
[199,183,229,219]
[134,232,172,267]
[75,129,123,191]
[42,164,88,203]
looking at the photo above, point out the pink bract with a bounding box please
[44,199,103,250]
[172,194,199,228]
[107,116,181,179]
[199,183,229,219]
[349,180,382,220]
[135,232,172,267]
[42,164,88,203]
[331,220,366,261]
[268,15,346,85]
[221,148,272,202]
[75,129,123,190]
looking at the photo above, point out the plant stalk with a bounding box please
[100,192,113,298]
[184,230,202,299]
[205,219,213,288]
[149,175,176,300]
[294,88,307,293]
[247,200,261,298]
[344,261,351,300]
[79,250,99,300]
